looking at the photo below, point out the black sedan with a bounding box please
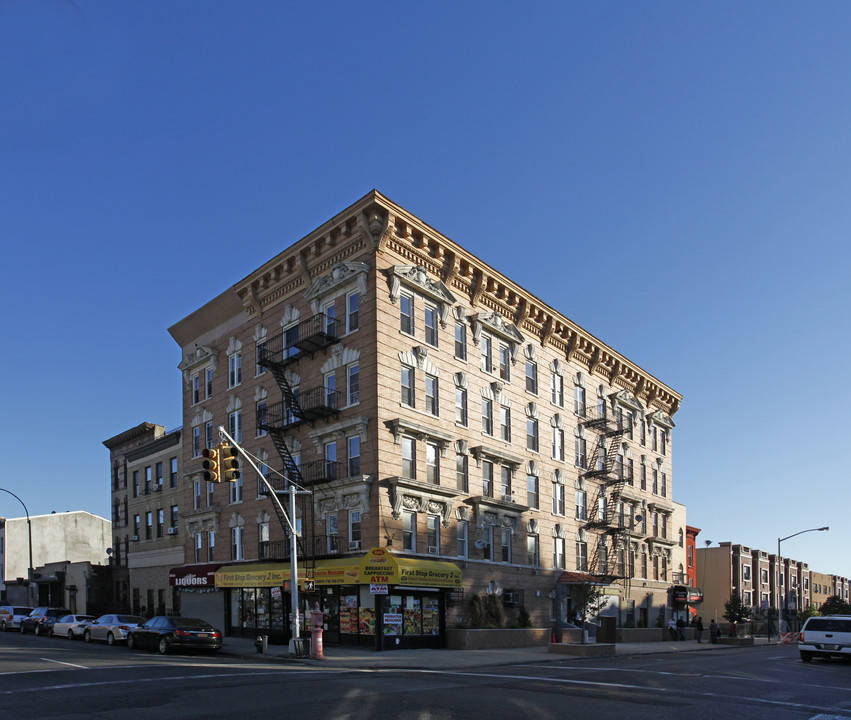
[126,616,222,655]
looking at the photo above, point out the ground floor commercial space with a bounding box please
[171,548,463,651]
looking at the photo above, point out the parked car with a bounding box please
[50,614,96,639]
[800,615,851,662]
[0,606,34,632]
[84,614,145,645]
[20,607,71,636]
[126,616,223,655]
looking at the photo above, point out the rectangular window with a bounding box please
[400,292,414,335]
[526,418,538,452]
[206,421,214,450]
[527,535,539,566]
[526,474,539,508]
[144,466,152,493]
[323,301,336,334]
[500,406,511,442]
[661,429,668,456]
[426,442,439,485]
[194,533,202,563]
[455,321,467,360]
[133,514,141,538]
[552,428,565,461]
[324,371,337,408]
[207,532,216,561]
[456,453,468,492]
[553,538,565,570]
[573,385,586,416]
[482,460,494,497]
[640,419,646,446]
[552,483,565,515]
[255,339,267,376]
[525,360,537,394]
[229,353,242,388]
[402,437,416,479]
[207,477,215,506]
[231,526,244,561]
[258,522,270,559]
[347,363,359,405]
[347,435,361,477]
[193,480,201,510]
[156,509,164,538]
[192,373,200,404]
[206,367,214,398]
[457,520,468,558]
[326,514,339,553]
[651,425,658,452]
[498,344,510,381]
[192,426,201,457]
[551,373,564,407]
[229,410,243,444]
[427,515,440,554]
[170,457,178,488]
[425,374,439,416]
[500,465,511,499]
[482,398,493,435]
[575,489,587,521]
[640,463,647,490]
[652,468,659,495]
[324,441,338,481]
[482,526,493,561]
[256,400,267,437]
[403,511,416,551]
[481,335,492,373]
[455,388,468,425]
[229,471,244,504]
[346,292,359,333]
[133,470,140,498]
[576,541,588,572]
[661,472,667,498]
[284,324,299,359]
[500,528,511,563]
[424,305,438,346]
[349,511,362,549]
[170,505,179,529]
[145,511,153,540]
[401,366,415,407]
[574,436,586,468]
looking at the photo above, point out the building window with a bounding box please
[170,457,178,488]
[652,468,659,495]
[527,535,539,566]
[426,442,440,485]
[229,410,243,444]
[231,526,244,561]
[575,489,587,521]
[324,441,338,481]
[500,528,511,563]
[527,418,539,452]
[192,373,201,404]
[576,541,588,572]
[574,385,586,417]
[482,526,494,561]
[400,292,414,335]
[574,434,587,469]
[401,365,415,407]
[527,473,539,508]
[403,511,416,551]
[170,505,179,530]
[455,388,468,425]
[133,514,141,538]
[194,533,202,563]
[455,321,467,360]
[205,421,214,450]
[144,466,152,493]
[500,406,511,442]
[229,470,244,504]
[258,522,270,559]
[346,291,359,333]
[457,520,468,558]
[205,367,214,398]
[553,538,565,570]
[256,400,267,437]
[193,480,201,510]
[456,453,468,492]
[133,470,140,498]
[349,511,362,549]
[551,373,564,407]
[640,418,646,446]
[481,335,492,373]
[651,425,658,452]
[661,429,668,456]
[552,483,565,515]
[347,363,359,405]
[427,515,440,554]
[347,435,361,477]
[499,344,510,382]
[192,426,201,458]
[552,427,565,461]
[482,460,494,497]
[228,352,242,388]
[482,398,493,435]
[402,436,416,479]
[145,512,153,540]
[207,478,215,507]
[425,374,439,416]
[525,360,537,394]
[500,465,511,499]
[255,339,267,376]
[661,472,667,498]
[156,509,164,538]
[326,514,339,553]
[424,305,438,347]
[324,370,336,407]
[640,461,647,490]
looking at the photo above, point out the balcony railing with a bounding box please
[258,540,291,561]
[258,313,338,367]
[259,388,340,431]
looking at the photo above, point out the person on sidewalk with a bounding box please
[668,617,677,640]
[676,615,686,641]
[709,619,719,644]
[695,616,704,643]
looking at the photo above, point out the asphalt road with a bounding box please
[2,631,850,720]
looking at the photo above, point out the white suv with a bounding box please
[0,606,34,631]
[799,616,851,662]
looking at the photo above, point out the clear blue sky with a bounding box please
[2,1,849,576]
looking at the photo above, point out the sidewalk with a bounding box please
[219,635,778,670]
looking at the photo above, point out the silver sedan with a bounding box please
[83,614,145,646]
[51,614,96,639]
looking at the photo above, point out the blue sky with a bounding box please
[2,1,849,577]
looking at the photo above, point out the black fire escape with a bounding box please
[581,403,627,582]
[256,313,341,566]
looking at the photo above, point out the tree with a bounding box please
[723,590,751,624]
[516,606,532,628]
[571,582,608,622]
[468,594,484,628]
[818,595,851,616]
[483,593,504,628]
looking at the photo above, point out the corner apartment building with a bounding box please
[167,190,682,649]
[103,423,183,616]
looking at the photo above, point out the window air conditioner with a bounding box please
[428,546,439,555]
[167,527,178,536]
[502,494,513,503]
[348,540,361,550]
[131,535,139,542]
[154,485,162,492]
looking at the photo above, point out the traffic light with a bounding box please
[220,445,240,482]
[200,447,220,483]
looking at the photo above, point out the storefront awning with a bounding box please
[214,562,298,588]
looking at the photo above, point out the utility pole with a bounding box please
[0,488,34,606]
[217,426,310,655]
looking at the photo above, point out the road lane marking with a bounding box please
[40,659,89,669]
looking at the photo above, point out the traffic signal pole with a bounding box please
[217,426,309,654]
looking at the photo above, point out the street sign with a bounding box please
[370,584,388,594]
[304,580,316,592]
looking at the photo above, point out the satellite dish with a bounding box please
[106,547,113,556]
[474,540,486,549]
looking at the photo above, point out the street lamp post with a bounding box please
[777,526,829,635]
[0,488,34,606]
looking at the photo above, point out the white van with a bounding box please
[799,615,851,662]
[0,605,34,631]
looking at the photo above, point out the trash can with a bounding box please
[597,616,616,643]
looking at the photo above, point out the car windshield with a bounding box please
[174,618,213,630]
[117,615,144,624]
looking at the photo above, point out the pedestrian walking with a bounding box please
[695,616,704,643]
[676,615,686,641]
[709,619,719,644]
[668,617,677,640]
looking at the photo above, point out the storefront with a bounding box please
[206,548,462,650]
[671,585,704,620]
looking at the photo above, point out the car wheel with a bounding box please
[48,627,54,638]
[34,624,42,637]
[68,630,75,640]
[126,634,135,650]
[20,624,26,634]
[800,651,813,662]
[107,632,115,646]
[84,630,91,643]
[1,621,6,632]
[158,637,170,655]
